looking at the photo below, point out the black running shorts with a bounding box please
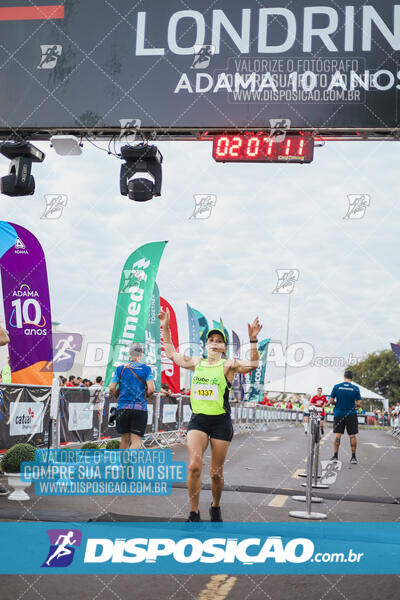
[187,413,233,442]
[333,413,358,435]
[116,408,148,437]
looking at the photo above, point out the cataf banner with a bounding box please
[160,296,180,394]
[193,308,208,358]
[144,283,161,391]
[0,222,53,385]
[104,242,167,387]
[248,338,270,403]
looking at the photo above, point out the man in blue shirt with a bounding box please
[329,370,362,464]
[109,343,155,449]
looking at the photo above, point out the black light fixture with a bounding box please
[0,141,45,196]
[119,143,162,202]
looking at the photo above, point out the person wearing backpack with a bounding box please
[109,343,155,449]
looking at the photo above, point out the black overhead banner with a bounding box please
[0,1,399,133]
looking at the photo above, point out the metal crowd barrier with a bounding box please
[390,415,400,438]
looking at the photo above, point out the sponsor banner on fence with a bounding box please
[104,241,167,387]
[59,388,100,444]
[0,522,398,574]
[0,222,53,385]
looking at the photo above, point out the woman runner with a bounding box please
[158,308,262,522]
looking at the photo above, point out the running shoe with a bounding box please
[209,505,223,522]
[329,455,339,462]
[186,511,201,522]
[350,456,358,465]
[0,485,9,496]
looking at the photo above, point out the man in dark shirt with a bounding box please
[329,370,362,464]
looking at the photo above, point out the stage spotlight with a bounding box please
[0,141,45,197]
[119,143,163,202]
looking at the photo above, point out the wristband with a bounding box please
[250,340,258,343]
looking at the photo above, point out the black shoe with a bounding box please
[0,485,9,496]
[209,505,223,522]
[186,511,201,522]
[350,456,358,464]
[330,455,338,462]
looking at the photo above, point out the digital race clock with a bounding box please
[212,134,314,163]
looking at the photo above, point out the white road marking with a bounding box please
[363,442,400,449]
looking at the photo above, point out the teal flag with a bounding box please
[193,308,209,358]
[187,303,201,385]
[105,241,167,386]
[219,318,230,357]
[144,283,161,391]
[248,338,270,403]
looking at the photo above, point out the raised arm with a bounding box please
[227,317,262,375]
[158,308,201,371]
[0,326,9,347]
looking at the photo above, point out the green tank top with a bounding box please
[190,359,230,415]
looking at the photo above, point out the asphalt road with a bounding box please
[0,424,399,599]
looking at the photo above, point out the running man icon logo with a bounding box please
[320,460,342,485]
[191,45,215,69]
[42,529,82,568]
[344,194,371,219]
[41,333,83,372]
[37,45,62,69]
[269,118,291,143]
[272,269,299,294]
[120,268,147,293]
[190,195,217,219]
[119,119,141,141]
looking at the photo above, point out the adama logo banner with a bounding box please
[160,296,180,394]
[104,242,167,387]
[0,222,53,384]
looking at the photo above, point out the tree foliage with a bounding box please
[352,348,400,406]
